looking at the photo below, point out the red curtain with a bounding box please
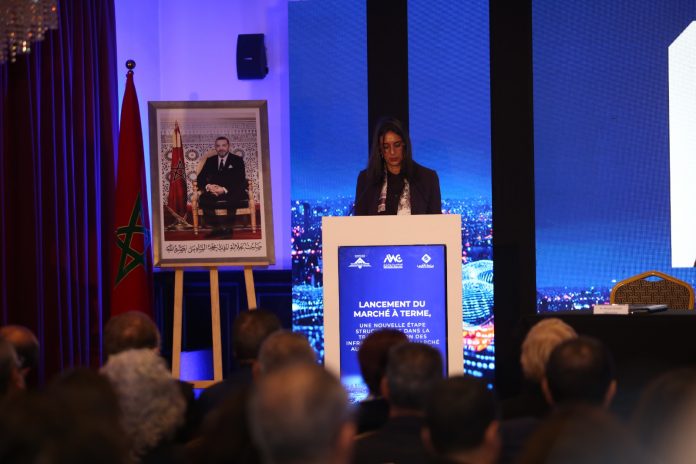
[0,0,118,383]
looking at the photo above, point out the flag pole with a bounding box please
[110,59,154,318]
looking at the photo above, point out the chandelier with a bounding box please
[0,0,59,64]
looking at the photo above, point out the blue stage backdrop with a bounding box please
[290,0,493,383]
[534,0,696,312]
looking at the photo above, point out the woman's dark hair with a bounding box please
[366,117,415,184]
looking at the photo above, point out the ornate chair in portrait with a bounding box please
[610,270,694,309]
[191,149,256,235]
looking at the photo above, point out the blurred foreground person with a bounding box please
[0,369,128,464]
[249,363,354,464]
[517,406,646,464]
[633,368,696,464]
[424,376,500,464]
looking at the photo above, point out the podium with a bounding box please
[322,215,463,398]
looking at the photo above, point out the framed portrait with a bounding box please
[148,100,274,267]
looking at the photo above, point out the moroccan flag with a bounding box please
[110,70,153,317]
[167,122,188,222]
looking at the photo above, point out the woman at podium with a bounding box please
[354,117,441,215]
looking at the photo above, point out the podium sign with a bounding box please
[323,215,463,401]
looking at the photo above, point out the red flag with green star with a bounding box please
[166,121,188,221]
[110,69,153,317]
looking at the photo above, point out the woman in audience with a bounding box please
[502,318,577,419]
[102,349,187,464]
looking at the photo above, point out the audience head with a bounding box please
[0,325,39,377]
[543,336,616,407]
[232,309,281,363]
[358,329,408,397]
[257,330,316,375]
[249,363,354,464]
[520,318,577,383]
[517,406,647,464]
[193,389,262,464]
[103,311,160,359]
[101,348,186,462]
[0,389,127,464]
[384,342,443,412]
[424,376,500,464]
[633,368,696,464]
[0,338,22,397]
[48,368,122,426]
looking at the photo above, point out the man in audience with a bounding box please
[0,338,23,398]
[103,310,160,358]
[352,342,443,464]
[256,329,317,375]
[502,318,577,419]
[355,329,408,434]
[0,325,40,388]
[424,376,501,464]
[249,363,355,464]
[197,309,281,421]
[542,336,617,408]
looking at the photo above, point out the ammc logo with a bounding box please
[383,253,403,269]
[348,255,371,269]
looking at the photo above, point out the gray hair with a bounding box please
[101,349,185,461]
[249,363,351,464]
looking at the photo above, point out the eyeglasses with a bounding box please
[382,140,404,153]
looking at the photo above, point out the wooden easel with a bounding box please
[170,263,268,389]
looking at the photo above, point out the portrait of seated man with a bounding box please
[196,136,247,238]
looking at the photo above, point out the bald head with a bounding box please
[249,363,353,464]
[0,325,39,372]
[103,312,160,359]
[257,330,316,375]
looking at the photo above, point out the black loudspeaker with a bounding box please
[236,34,268,79]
